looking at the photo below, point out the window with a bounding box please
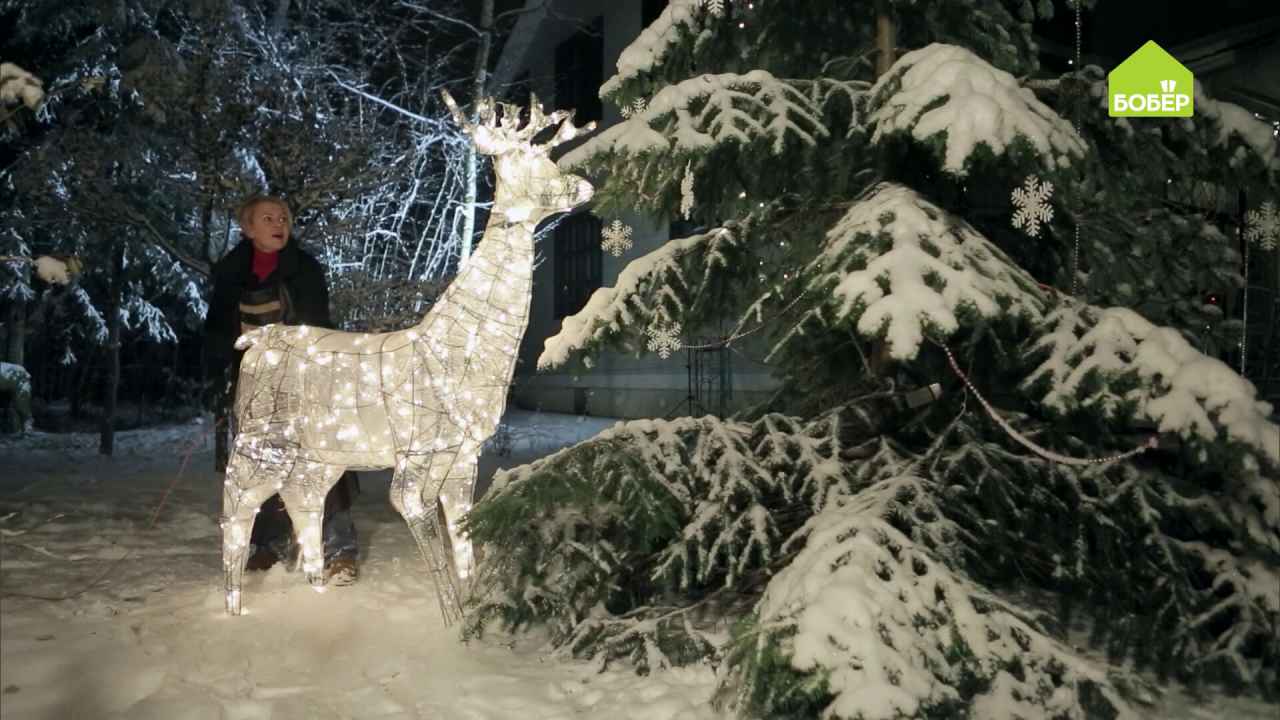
[554,16,604,123]
[553,213,603,319]
[512,70,532,96]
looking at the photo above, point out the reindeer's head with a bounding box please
[442,91,595,223]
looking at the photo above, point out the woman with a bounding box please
[203,195,360,584]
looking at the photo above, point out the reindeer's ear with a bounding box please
[440,90,470,132]
[543,111,595,149]
[527,94,546,131]
[498,102,522,130]
[476,97,497,127]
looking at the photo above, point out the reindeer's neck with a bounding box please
[416,196,537,359]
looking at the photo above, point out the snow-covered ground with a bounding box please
[2,411,1276,720]
[0,410,724,720]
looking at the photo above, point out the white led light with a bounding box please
[219,91,594,624]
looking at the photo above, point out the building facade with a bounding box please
[493,1,1280,418]
[493,0,780,420]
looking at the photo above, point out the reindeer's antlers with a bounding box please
[439,90,596,153]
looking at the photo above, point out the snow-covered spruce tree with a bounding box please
[465,1,1280,717]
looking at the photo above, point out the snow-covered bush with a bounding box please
[0,361,33,433]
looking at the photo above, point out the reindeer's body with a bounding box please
[221,94,594,621]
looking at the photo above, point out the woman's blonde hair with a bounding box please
[236,194,293,230]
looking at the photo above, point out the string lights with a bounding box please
[221,91,595,622]
[937,341,1158,466]
[1071,0,1082,296]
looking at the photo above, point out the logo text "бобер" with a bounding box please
[1108,41,1194,117]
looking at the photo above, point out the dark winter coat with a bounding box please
[204,235,359,514]
[203,236,332,391]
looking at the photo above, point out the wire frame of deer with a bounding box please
[220,90,595,623]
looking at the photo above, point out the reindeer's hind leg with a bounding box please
[390,454,464,625]
[436,457,479,582]
[278,461,347,588]
[221,452,278,616]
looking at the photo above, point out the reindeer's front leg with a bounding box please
[277,462,348,588]
[436,457,479,582]
[390,454,465,625]
[221,451,284,615]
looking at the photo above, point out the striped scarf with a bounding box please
[239,278,287,335]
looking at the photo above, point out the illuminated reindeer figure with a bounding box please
[221,91,595,622]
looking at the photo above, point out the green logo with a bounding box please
[1107,40,1194,117]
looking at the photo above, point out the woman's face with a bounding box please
[244,202,290,253]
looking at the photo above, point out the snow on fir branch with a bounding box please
[786,183,1046,363]
[1023,301,1280,468]
[601,0,707,98]
[538,226,743,370]
[868,44,1087,175]
[745,477,1135,720]
[467,414,772,671]
[466,392,1279,704]
[65,285,109,346]
[1192,83,1280,172]
[1078,70,1280,173]
[467,406,890,674]
[0,361,32,393]
[122,292,178,344]
[563,70,827,170]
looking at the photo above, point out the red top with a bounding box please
[251,249,279,283]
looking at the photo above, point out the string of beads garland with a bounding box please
[1071,0,1082,296]
[936,340,1159,467]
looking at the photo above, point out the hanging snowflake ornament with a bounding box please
[620,97,647,119]
[601,219,634,257]
[1244,201,1278,251]
[646,321,682,359]
[1011,175,1055,238]
[701,0,726,18]
[680,162,696,220]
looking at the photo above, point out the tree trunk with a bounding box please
[271,0,291,36]
[99,242,125,456]
[5,298,24,366]
[870,0,897,376]
[867,339,895,377]
[200,197,215,263]
[874,0,897,77]
[71,349,93,419]
[460,0,495,261]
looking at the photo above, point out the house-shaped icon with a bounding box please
[1107,40,1195,117]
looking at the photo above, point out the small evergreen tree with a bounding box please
[467,1,1279,718]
